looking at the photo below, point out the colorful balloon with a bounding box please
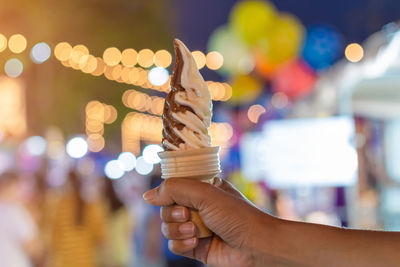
[271,60,316,100]
[257,14,305,67]
[302,25,343,70]
[208,26,254,76]
[230,0,277,45]
[229,74,263,104]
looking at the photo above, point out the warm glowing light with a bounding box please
[206,51,224,70]
[73,44,89,55]
[111,64,123,80]
[8,34,27,54]
[103,47,122,66]
[0,34,7,52]
[345,43,364,63]
[103,104,117,124]
[120,67,131,83]
[81,55,98,73]
[247,104,266,123]
[104,160,125,179]
[191,51,206,69]
[221,83,233,101]
[66,137,88,158]
[148,67,169,86]
[91,58,105,76]
[136,156,154,175]
[30,42,51,64]
[54,42,72,61]
[0,77,27,138]
[137,49,154,68]
[271,92,289,109]
[137,69,148,85]
[87,134,105,152]
[25,136,47,156]
[128,68,140,84]
[5,58,23,77]
[118,152,137,171]
[121,48,137,67]
[104,66,114,80]
[154,50,172,68]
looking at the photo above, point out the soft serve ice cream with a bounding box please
[162,39,213,151]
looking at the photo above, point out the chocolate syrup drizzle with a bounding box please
[162,40,198,150]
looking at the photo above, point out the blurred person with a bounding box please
[49,170,107,267]
[0,171,40,267]
[133,174,165,267]
[144,178,400,267]
[103,177,134,267]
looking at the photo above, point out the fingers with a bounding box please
[143,178,214,209]
[161,221,196,239]
[168,238,198,257]
[160,205,189,223]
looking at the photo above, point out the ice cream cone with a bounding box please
[158,146,221,238]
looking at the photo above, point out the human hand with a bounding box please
[143,178,275,267]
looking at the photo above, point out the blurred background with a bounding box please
[1,0,400,266]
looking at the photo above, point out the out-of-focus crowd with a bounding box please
[0,168,202,267]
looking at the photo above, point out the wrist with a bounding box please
[247,212,298,266]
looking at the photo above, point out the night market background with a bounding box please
[1,0,400,266]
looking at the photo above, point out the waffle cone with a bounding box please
[158,146,220,238]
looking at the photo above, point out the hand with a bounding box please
[143,178,275,267]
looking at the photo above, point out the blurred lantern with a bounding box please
[302,25,343,70]
[255,14,304,77]
[230,0,277,45]
[271,60,317,100]
[208,26,254,76]
[229,75,262,104]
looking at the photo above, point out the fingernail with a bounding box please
[183,237,196,246]
[171,207,185,220]
[179,222,194,234]
[143,188,157,201]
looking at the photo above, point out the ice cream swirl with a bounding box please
[162,39,212,151]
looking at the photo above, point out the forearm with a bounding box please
[253,215,400,266]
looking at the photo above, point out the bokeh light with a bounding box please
[117,152,137,171]
[148,67,169,86]
[30,42,51,64]
[66,137,88,158]
[138,49,154,68]
[206,51,224,70]
[104,160,125,179]
[136,156,154,175]
[8,34,27,54]
[54,42,72,61]
[5,58,23,77]
[25,136,47,156]
[121,48,138,67]
[191,51,206,69]
[91,57,106,76]
[86,134,105,152]
[143,144,163,164]
[154,50,172,68]
[0,34,7,52]
[103,47,122,66]
[345,43,364,63]
[247,104,266,123]
[271,92,289,109]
